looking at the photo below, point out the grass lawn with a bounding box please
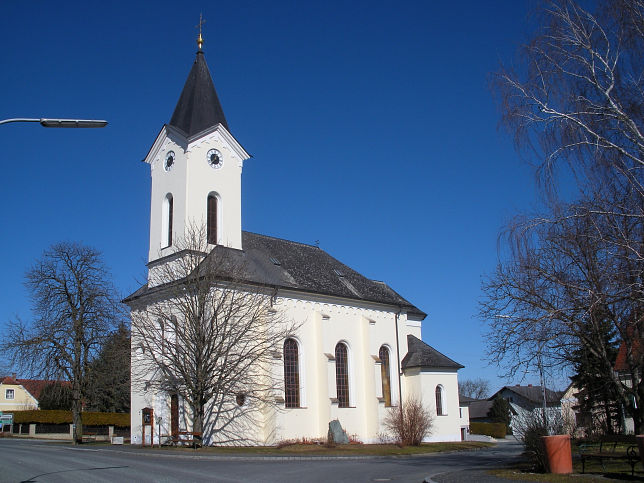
[144,441,493,456]
[489,454,644,481]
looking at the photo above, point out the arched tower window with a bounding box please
[158,318,166,356]
[283,338,300,408]
[379,346,392,406]
[436,385,445,416]
[335,342,350,408]
[162,193,173,247]
[207,193,218,244]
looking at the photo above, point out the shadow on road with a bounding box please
[21,465,129,482]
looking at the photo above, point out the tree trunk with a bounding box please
[190,400,204,448]
[633,397,644,435]
[192,402,203,436]
[72,396,83,444]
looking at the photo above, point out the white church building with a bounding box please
[125,35,467,445]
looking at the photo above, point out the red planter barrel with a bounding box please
[542,434,573,474]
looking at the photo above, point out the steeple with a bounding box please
[144,25,249,269]
[169,46,229,137]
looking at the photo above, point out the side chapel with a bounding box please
[125,33,467,445]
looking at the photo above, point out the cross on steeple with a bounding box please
[196,13,206,51]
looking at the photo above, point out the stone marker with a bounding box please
[328,419,349,445]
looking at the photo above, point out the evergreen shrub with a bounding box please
[470,422,506,438]
[11,410,129,427]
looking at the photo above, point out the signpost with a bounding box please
[0,412,13,433]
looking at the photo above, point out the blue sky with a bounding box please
[1,1,561,391]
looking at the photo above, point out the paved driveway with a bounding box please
[1,438,523,482]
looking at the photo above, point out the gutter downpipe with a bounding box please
[395,307,403,415]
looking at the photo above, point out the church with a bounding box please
[125,32,467,446]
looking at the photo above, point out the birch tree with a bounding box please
[481,200,643,431]
[495,0,644,211]
[486,0,644,431]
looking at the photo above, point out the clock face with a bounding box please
[164,151,175,171]
[207,149,223,169]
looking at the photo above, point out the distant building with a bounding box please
[490,384,563,433]
[467,398,495,423]
[0,375,55,411]
[613,339,641,433]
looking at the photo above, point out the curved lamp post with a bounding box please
[0,118,108,128]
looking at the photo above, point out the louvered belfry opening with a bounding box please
[335,343,350,408]
[283,338,300,408]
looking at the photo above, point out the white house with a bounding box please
[492,385,563,434]
[125,34,465,446]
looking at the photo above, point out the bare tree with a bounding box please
[495,0,644,210]
[129,225,298,445]
[382,395,434,446]
[487,0,644,432]
[458,378,490,400]
[481,200,644,431]
[6,242,123,443]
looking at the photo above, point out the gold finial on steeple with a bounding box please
[196,13,206,51]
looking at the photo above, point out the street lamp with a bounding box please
[0,118,108,128]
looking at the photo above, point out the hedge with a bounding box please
[10,410,129,427]
[470,422,507,439]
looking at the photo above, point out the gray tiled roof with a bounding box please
[493,385,562,404]
[468,400,494,419]
[401,335,463,370]
[125,231,425,317]
[169,51,229,137]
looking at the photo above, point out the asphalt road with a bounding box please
[1,438,523,482]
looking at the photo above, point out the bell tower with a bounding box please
[143,30,250,274]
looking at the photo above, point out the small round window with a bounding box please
[164,151,175,171]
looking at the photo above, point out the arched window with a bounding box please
[161,193,174,248]
[163,193,173,247]
[158,319,166,356]
[284,338,300,408]
[379,346,392,406]
[335,342,350,408]
[207,194,218,244]
[170,316,179,356]
[436,385,445,416]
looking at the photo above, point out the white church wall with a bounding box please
[146,126,245,269]
[184,130,243,250]
[267,293,405,443]
[403,368,462,442]
[148,132,188,265]
[130,289,462,445]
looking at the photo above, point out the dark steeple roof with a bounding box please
[169,50,229,137]
[401,335,464,370]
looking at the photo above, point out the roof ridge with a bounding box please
[243,231,320,249]
[402,334,464,369]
